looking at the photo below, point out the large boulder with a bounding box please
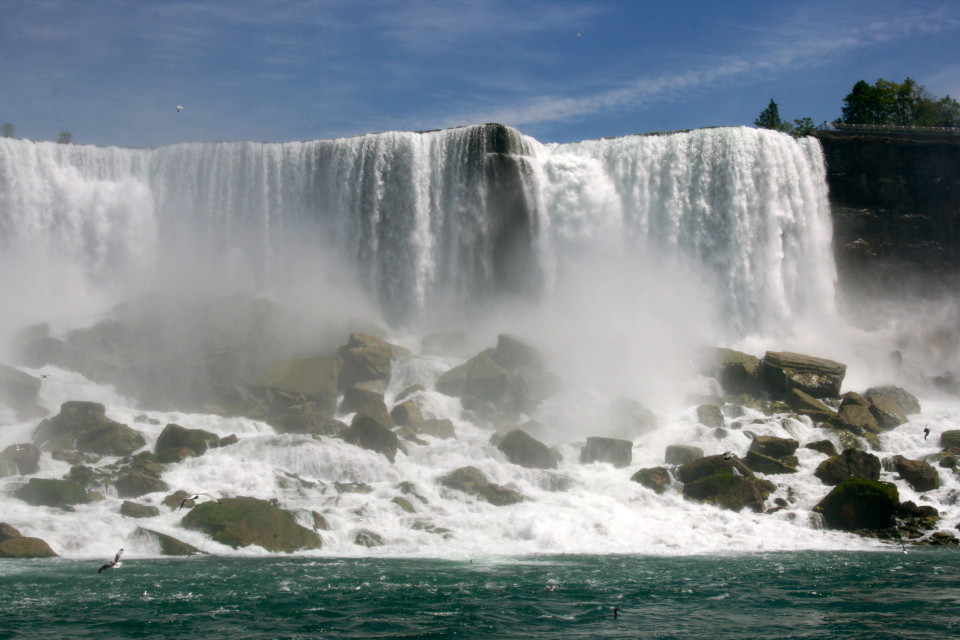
[120,500,160,518]
[33,401,145,455]
[814,449,881,485]
[388,398,423,427]
[439,466,524,506]
[412,419,456,440]
[155,423,220,458]
[941,430,960,450]
[0,363,44,419]
[785,388,835,423]
[890,456,940,492]
[580,437,633,468]
[76,422,146,456]
[340,416,399,462]
[436,350,511,402]
[696,404,724,429]
[14,478,90,507]
[630,467,672,494]
[677,454,775,512]
[814,478,899,531]
[338,333,409,390]
[864,385,920,416]
[0,536,58,558]
[749,435,799,459]
[181,496,322,552]
[665,445,703,465]
[132,527,204,555]
[699,347,761,396]
[743,451,798,475]
[341,383,388,415]
[606,396,658,439]
[0,443,41,476]
[825,393,880,435]
[497,429,558,470]
[760,351,846,399]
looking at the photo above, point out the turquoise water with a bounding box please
[2,551,958,639]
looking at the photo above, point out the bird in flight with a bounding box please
[97,548,124,573]
[723,451,735,460]
[923,426,930,440]
[176,105,184,112]
[179,493,223,511]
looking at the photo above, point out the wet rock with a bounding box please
[890,456,940,492]
[630,467,672,494]
[940,430,960,450]
[391,496,415,513]
[864,385,920,416]
[338,333,409,390]
[155,423,220,458]
[354,529,385,547]
[0,536,58,558]
[116,469,168,498]
[33,401,145,455]
[749,435,799,460]
[0,363,44,420]
[696,404,724,428]
[258,354,342,402]
[679,457,776,513]
[394,384,426,403]
[580,437,633,468]
[805,440,839,457]
[497,429,558,469]
[743,450,798,474]
[311,511,330,530]
[665,445,704,465]
[346,393,393,430]
[219,434,238,447]
[814,449,881,485]
[606,396,657,439]
[760,351,846,399]
[14,478,90,507]
[181,496,322,552]
[786,388,835,422]
[76,422,146,456]
[494,333,544,370]
[436,350,510,402]
[132,527,204,555]
[341,383,387,415]
[814,478,899,531]
[0,443,41,476]
[440,466,524,506]
[0,523,23,541]
[865,393,907,429]
[413,419,456,439]
[699,347,761,396]
[340,416,399,462]
[120,500,160,518]
[825,393,880,435]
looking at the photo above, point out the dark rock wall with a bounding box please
[813,131,960,297]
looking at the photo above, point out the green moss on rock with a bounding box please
[181,496,322,552]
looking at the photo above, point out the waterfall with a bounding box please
[0,125,834,338]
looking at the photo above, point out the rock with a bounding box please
[219,434,238,447]
[508,367,561,414]
[436,350,511,402]
[699,347,761,396]
[814,449,881,485]
[312,511,330,530]
[116,469,168,498]
[338,333,409,390]
[181,496,322,552]
[0,523,23,541]
[14,478,90,507]
[676,454,775,512]
[494,333,544,370]
[865,393,907,429]
[391,496,415,513]
[0,536,58,558]
[743,450,798,474]
[0,363,44,419]
[786,388,836,422]
[890,456,940,492]
[440,466,524,506]
[413,419,456,439]
[814,478,899,531]
[155,423,220,458]
[749,436,799,459]
[341,416,399,462]
[389,398,423,427]
[120,500,160,518]
[156,447,197,464]
[341,383,387,415]
[132,527,204,555]
[606,396,657,438]
[258,354,342,402]
[76,422,146,456]
[579,437,633,468]
[825,393,880,435]
[32,401,145,456]
[940,430,960,450]
[354,529,384,547]
[805,440,839,457]
[865,385,921,416]
[394,384,426,403]
[497,429,558,469]
[665,445,704,465]
[0,443,41,476]
[760,351,846,399]
[630,467,671,494]
[348,393,394,430]
[163,491,194,510]
[696,404,724,428]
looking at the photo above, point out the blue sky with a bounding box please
[1,0,957,147]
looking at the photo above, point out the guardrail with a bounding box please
[818,122,960,136]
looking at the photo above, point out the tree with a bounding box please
[1,123,13,138]
[57,131,72,144]
[792,117,816,136]
[840,77,960,126]
[754,99,790,131]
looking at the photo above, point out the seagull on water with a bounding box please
[179,493,223,511]
[612,607,620,618]
[98,548,123,573]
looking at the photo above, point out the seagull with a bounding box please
[98,548,123,573]
[39,374,50,379]
[723,451,735,460]
[923,426,930,441]
[178,493,222,511]
[176,105,184,112]
[612,607,619,618]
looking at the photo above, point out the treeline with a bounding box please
[756,77,960,136]
[2,123,72,144]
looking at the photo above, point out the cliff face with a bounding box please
[813,131,960,297]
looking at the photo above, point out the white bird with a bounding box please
[98,548,124,573]
[176,105,184,112]
[179,493,223,511]
[723,451,735,460]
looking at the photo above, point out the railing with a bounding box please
[817,122,960,136]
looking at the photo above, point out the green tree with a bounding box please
[754,99,791,132]
[57,131,72,144]
[840,77,960,126]
[1,123,14,138]
[792,117,816,136]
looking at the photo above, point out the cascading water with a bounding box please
[1,125,955,560]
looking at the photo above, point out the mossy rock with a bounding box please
[814,478,899,531]
[76,422,146,456]
[814,448,881,485]
[116,470,167,498]
[805,440,839,457]
[0,536,58,558]
[941,430,960,450]
[681,470,775,512]
[120,500,160,518]
[630,467,671,494]
[743,450,798,475]
[391,496,416,513]
[354,529,385,547]
[155,423,220,457]
[181,496,322,552]
[133,527,204,555]
[439,466,524,506]
[14,478,90,507]
[341,416,399,462]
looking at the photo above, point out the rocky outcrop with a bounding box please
[120,500,160,518]
[181,496,322,552]
[338,333,410,390]
[825,392,880,435]
[606,396,657,439]
[439,466,524,506]
[340,416,399,462]
[14,478,90,507]
[760,351,846,399]
[630,467,672,494]
[497,429,558,469]
[889,456,940,492]
[805,440,839,457]
[33,401,145,455]
[0,443,41,476]
[699,347,761,396]
[132,527,204,555]
[155,423,220,460]
[0,523,58,558]
[676,454,775,512]
[786,388,835,422]
[814,477,899,531]
[744,436,799,474]
[664,445,703,465]
[579,437,632,468]
[814,449,881,485]
[0,363,44,420]
[115,453,168,498]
